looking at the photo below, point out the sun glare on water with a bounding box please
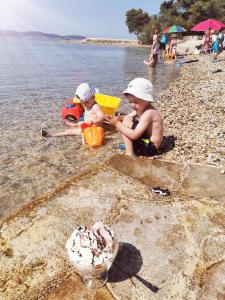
[0,0,34,31]
[0,0,73,34]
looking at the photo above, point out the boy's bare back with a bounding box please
[139,107,163,149]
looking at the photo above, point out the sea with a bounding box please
[0,37,180,218]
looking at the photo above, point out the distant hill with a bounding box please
[0,30,86,40]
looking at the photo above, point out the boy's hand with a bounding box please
[115,112,125,122]
[104,115,120,126]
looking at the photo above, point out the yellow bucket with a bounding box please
[95,94,122,116]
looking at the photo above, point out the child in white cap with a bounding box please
[42,82,104,137]
[105,78,163,156]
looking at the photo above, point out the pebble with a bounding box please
[157,53,225,169]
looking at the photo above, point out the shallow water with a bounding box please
[0,37,180,218]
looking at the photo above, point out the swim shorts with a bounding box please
[159,42,166,50]
[131,119,158,157]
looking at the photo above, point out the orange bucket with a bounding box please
[83,126,104,147]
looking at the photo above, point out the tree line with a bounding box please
[125,0,225,44]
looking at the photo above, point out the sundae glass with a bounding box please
[66,221,118,289]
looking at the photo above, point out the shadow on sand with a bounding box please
[108,242,159,293]
[158,135,177,155]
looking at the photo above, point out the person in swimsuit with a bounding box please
[159,33,168,60]
[169,34,177,60]
[202,28,212,54]
[213,27,225,61]
[149,29,160,67]
[42,82,104,137]
[105,78,163,156]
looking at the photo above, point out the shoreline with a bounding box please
[62,38,202,53]
[62,39,147,48]
[1,35,201,53]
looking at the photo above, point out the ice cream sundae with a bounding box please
[66,221,118,288]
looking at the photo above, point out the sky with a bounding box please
[0,0,165,38]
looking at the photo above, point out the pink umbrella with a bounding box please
[191,19,225,31]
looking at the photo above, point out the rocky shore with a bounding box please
[157,53,225,170]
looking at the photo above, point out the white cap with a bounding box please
[75,82,99,102]
[123,78,154,102]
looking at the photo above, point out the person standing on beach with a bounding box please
[149,29,160,67]
[202,28,212,54]
[159,33,168,60]
[105,78,163,157]
[168,34,177,60]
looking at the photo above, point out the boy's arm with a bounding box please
[126,111,136,118]
[113,111,152,140]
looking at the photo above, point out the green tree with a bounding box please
[139,15,161,44]
[159,1,179,28]
[125,9,151,38]
[125,0,225,45]
[188,0,225,26]
[175,0,225,28]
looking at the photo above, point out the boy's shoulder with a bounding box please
[141,106,161,119]
[92,102,102,110]
[91,102,104,115]
[143,105,159,114]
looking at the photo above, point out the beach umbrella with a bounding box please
[163,25,186,34]
[191,19,225,31]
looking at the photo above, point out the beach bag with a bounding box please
[82,124,104,147]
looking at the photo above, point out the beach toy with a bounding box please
[61,98,84,122]
[119,143,126,151]
[83,125,104,147]
[73,97,81,104]
[95,94,122,116]
[80,122,92,132]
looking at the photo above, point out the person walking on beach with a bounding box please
[212,27,225,61]
[42,82,104,137]
[105,78,163,157]
[149,29,160,67]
